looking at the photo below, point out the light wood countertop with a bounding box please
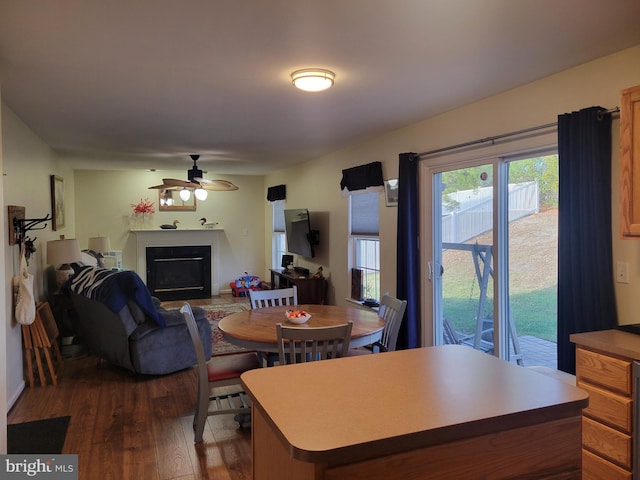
[571,329,640,359]
[241,345,588,464]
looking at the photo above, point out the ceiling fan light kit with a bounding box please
[148,155,239,200]
[194,188,208,201]
[179,188,191,201]
[291,68,335,92]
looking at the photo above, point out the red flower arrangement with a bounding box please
[131,197,155,215]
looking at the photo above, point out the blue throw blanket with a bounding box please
[68,267,166,328]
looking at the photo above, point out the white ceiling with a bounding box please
[1,0,640,175]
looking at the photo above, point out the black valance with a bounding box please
[340,161,384,194]
[267,184,286,202]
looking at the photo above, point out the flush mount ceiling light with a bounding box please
[291,68,335,92]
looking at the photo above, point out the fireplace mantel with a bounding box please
[131,228,224,295]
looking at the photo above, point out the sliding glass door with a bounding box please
[427,153,558,367]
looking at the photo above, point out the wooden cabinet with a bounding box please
[269,269,326,304]
[575,346,633,479]
[620,84,640,237]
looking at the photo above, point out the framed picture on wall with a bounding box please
[51,175,65,230]
[384,179,399,207]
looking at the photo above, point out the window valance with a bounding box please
[267,184,286,202]
[340,161,384,195]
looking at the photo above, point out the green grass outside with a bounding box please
[444,285,557,342]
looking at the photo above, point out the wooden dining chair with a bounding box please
[181,302,261,442]
[276,322,352,365]
[349,294,407,355]
[249,285,298,309]
[249,286,298,366]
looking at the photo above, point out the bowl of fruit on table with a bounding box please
[284,309,311,324]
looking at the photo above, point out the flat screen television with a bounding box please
[284,208,317,258]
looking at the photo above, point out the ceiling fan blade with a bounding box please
[202,184,239,191]
[192,177,217,185]
[161,178,199,188]
[193,177,239,191]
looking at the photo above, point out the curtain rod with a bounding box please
[417,107,620,159]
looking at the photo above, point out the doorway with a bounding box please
[426,153,558,367]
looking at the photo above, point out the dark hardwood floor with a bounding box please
[7,296,253,480]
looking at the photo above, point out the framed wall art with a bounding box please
[50,175,65,230]
[384,179,399,207]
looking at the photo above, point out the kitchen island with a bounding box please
[241,345,588,479]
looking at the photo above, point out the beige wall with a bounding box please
[266,45,640,326]
[73,169,266,288]
[1,103,75,412]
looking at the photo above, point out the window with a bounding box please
[350,192,380,301]
[272,201,286,269]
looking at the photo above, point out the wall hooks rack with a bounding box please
[8,205,51,246]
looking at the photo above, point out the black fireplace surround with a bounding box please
[146,245,211,301]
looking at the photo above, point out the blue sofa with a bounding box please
[67,267,212,375]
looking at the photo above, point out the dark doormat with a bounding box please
[7,416,71,454]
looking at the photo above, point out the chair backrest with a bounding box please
[276,322,352,365]
[180,303,209,391]
[377,294,407,352]
[249,286,298,309]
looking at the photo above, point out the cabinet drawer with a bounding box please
[582,416,632,468]
[582,449,631,480]
[576,348,632,395]
[578,381,632,433]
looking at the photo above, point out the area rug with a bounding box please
[7,416,70,454]
[201,303,252,356]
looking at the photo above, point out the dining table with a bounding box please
[218,304,385,353]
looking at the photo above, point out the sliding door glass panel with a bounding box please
[506,154,558,367]
[437,164,495,357]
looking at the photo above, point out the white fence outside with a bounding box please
[442,181,539,244]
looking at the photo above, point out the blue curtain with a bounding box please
[557,106,617,374]
[396,152,420,349]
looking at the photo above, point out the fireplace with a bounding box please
[131,228,223,296]
[146,245,211,301]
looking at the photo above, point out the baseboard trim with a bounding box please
[6,381,25,413]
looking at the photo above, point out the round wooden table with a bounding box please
[218,304,385,353]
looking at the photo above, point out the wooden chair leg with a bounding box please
[36,301,64,372]
[40,344,58,385]
[193,380,209,443]
[21,325,35,388]
[33,344,46,387]
[33,313,57,385]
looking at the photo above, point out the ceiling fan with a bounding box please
[148,155,238,201]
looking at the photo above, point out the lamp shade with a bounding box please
[194,187,208,200]
[179,188,191,201]
[47,238,82,265]
[88,236,111,253]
